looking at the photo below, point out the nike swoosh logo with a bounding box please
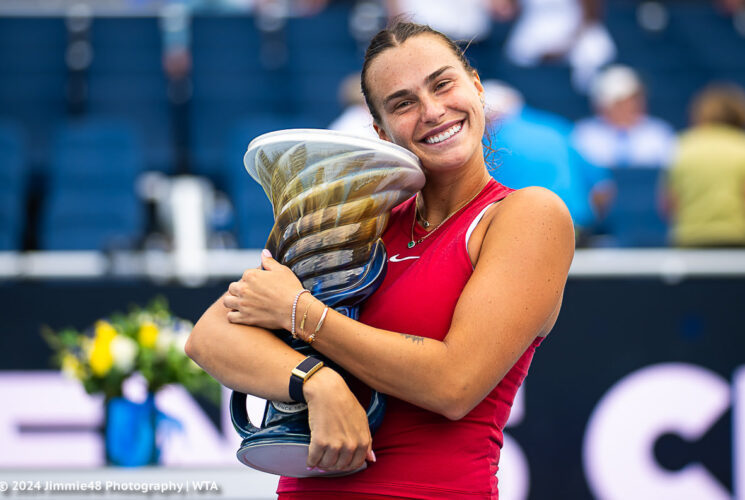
[389,254,420,262]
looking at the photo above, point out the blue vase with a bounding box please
[104,394,160,466]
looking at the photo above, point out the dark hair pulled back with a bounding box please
[360,21,475,124]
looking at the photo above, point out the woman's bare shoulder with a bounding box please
[468,186,574,265]
[482,186,575,258]
[494,186,572,227]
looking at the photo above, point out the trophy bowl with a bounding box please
[230,129,425,477]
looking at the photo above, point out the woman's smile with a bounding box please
[421,119,464,145]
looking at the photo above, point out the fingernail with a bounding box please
[306,467,313,471]
[316,469,326,473]
[262,249,272,258]
[370,450,377,462]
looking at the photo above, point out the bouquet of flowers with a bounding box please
[42,297,218,402]
[43,297,219,466]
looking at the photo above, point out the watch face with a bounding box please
[295,357,323,379]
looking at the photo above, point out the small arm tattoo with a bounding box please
[400,333,424,344]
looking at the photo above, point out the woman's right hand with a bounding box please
[303,368,376,473]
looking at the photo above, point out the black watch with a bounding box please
[289,356,325,403]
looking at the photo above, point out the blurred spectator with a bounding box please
[666,83,745,247]
[328,73,377,139]
[216,0,329,15]
[572,65,676,169]
[490,0,520,21]
[504,0,616,90]
[161,2,193,174]
[257,0,329,16]
[384,1,519,80]
[384,0,497,41]
[715,0,745,15]
[483,80,610,238]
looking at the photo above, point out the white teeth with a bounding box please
[425,122,462,144]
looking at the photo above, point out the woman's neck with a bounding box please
[417,165,492,226]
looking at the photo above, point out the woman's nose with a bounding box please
[420,94,446,123]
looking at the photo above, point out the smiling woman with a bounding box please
[185,21,575,500]
[363,29,486,184]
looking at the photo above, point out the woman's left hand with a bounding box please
[223,250,304,331]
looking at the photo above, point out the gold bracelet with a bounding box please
[299,299,313,338]
[307,306,330,344]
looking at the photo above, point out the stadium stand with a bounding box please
[39,118,145,250]
[0,17,67,171]
[0,119,27,250]
[87,17,174,173]
[603,167,670,247]
[190,15,287,186]
[1,1,744,250]
[284,2,361,125]
[606,0,745,129]
[494,60,591,121]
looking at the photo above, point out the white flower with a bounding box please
[61,353,83,381]
[155,320,191,356]
[155,326,176,355]
[172,331,190,354]
[110,335,138,373]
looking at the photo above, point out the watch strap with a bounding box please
[289,356,324,403]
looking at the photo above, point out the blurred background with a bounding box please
[0,0,744,499]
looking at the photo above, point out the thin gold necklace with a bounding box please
[408,179,490,249]
[416,206,431,228]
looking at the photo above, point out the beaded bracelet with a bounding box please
[290,289,310,339]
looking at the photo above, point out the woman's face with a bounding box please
[366,34,485,174]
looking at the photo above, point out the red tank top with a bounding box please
[278,179,543,499]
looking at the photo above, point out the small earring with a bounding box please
[479,94,485,106]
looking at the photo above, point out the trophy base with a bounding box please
[237,438,367,478]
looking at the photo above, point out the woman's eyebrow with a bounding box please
[424,65,453,86]
[382,65,455,107]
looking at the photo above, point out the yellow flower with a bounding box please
[138,321,159,348]
[89,320,116,377]
[95,320,118,340]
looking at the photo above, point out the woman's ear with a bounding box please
[373,123,390,142]
[472,70,484,96]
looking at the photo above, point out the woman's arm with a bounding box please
[226,187,575,420]
[186,295,304,400]
[185,297,375,471]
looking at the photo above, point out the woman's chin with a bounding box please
[420,149,477,175]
